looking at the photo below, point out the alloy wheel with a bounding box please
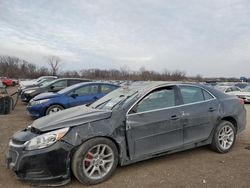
[218,125,234,150]
[83,144,114,180]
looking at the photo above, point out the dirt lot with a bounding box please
[0,87,250,188]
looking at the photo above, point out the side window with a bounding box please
[51,80,67,89]
[135,86,176,113]
[232,87,240,92]
[101,85,117,94]
[72,85,99,96]
[203,90,214,100]
[180,86,204,104]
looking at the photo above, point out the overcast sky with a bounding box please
[0,0,250,77]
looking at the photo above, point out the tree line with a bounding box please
[0,55,243,82]
[0,55,188,81]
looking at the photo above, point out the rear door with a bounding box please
[67,84,101,107]
[126,86,183,160]
[178,85,219,145]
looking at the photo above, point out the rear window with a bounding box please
[180,86,214,104]
[68,80,82,86]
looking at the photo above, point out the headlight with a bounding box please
[30,99,50,105]
[25,89,36,94]
[24,127,69,150]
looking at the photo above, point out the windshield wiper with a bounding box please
[110,91,138,110]
[93,99,111,109]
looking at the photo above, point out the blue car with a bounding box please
[27,82,119,118]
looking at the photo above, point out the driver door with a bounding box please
[67,84,101,107]
[126,86,183,160]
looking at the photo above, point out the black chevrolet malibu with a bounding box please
[6,82,246,185]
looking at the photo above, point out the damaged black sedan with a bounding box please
[6,82,246,185]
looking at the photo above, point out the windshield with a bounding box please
[38,79,52,86]
[90,86,139,110]
[40,79,58,88]
[39,80,54,87]
[243,86,250,92]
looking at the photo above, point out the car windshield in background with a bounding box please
[40,80,57,88]
[38,80,53,87]
[90,86,139,110]
[58,83,87,94]
[242,86,250,92]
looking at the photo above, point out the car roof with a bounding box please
[69,81,119,88]
[54,78,90,81]
[122,81,229,99]
[57,82,120,94]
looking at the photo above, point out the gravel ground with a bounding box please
[0,87,250,188]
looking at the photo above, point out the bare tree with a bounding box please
[47,56,61,76]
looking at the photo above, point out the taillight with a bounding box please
[239,98,245,105]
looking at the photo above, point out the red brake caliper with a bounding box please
[85,152,93,167]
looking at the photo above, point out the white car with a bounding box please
[230,86,250,103]
[215,85,241,95]
[19,76,57,89]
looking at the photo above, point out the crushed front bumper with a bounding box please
[6,139,74,186]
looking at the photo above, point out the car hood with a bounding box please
[34,92,59,100]
[31,105,112,132]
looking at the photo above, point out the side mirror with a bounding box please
[70,93,78,98]
[50,85,55,90]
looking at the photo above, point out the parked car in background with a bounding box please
[1,77,17,87]
[215,85,241,94]
[27,82,119,118]
[228,86,250,103]
[6,82,246,185]
[0,82,13,115]
[234,82,249,89]
[19,76,58,91]
[19,78,57,94]
[21,78,90,102]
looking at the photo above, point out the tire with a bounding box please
[45,104,64,115]
[71,137,118,185]
[211,121,236,153]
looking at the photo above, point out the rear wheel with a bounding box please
[71,137,118,185]
[211,121,236,153]
[45,104,64,115]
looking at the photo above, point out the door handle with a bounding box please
[208,107,216,112]
[170,115,180,120]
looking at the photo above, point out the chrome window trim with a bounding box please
[126,84,217,117]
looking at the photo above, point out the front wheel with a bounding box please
[211,121,236,153]
[71,137,118,185]
[45,104,64,115]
